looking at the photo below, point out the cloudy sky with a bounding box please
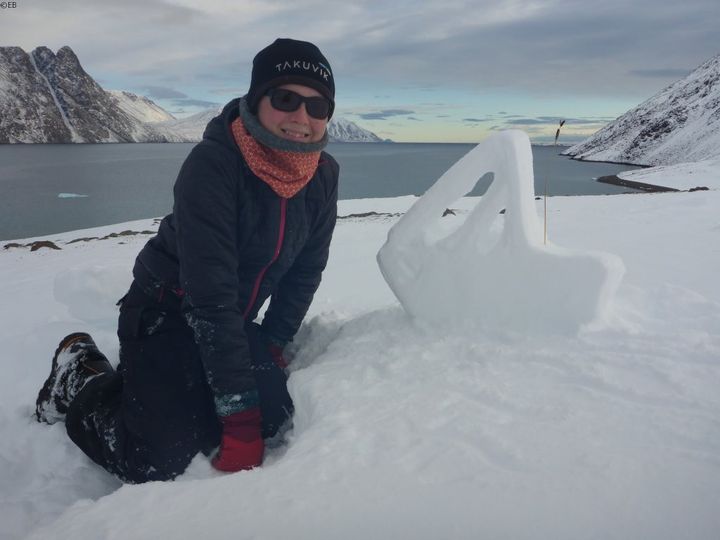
[2,0,719,142]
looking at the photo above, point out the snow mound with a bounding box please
[54,265,130,322]
[378,130,624,334]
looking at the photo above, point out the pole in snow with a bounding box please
[544,177,548,245]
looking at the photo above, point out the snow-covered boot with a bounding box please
[35,332,114,424]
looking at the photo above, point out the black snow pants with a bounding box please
[65,280,294,483]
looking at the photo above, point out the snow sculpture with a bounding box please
[377,130,624,334]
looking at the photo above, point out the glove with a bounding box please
[212,408,264,472]
[267,343,289,370]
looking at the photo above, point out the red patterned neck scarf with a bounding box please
[232,117,320,198]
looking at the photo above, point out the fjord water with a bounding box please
[0,143,641,241]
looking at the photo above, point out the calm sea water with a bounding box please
[0,142,641,241]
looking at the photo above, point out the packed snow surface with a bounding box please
[378,131,623,333]
[1,168,719,539]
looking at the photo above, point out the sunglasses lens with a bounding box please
[269,89,330,119]
[306,100,330,120]
[270,89,301,112]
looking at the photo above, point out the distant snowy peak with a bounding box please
[564,54,720,166]
[157,109,386,143]
[327,117,384,142]
[108,90,175,124]
[155,108,221,142]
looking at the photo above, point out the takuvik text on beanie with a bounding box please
[246,38,335,118]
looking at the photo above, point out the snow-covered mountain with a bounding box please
[328,117,384,142]
[0,46,174,143]
[0,45,386,144]
[0,47,74,143]
[564,54,720,166]
[155,108,221,142]
[107,90,175,125]
[157,107,222,142]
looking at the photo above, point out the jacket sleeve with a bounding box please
[174,145,259,417]
[261,160,339,345]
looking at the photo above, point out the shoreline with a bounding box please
[596,174,679,193]
[0,189,680,247]
[563,153,651,168]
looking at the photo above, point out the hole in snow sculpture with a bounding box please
[376,130,624,334]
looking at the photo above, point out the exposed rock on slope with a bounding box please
[564,54,720,166]
[0,47,71,143]
[0,46,172,143]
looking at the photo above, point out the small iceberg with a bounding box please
[57,193,89,199]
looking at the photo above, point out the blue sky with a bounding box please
[2,0,719,143]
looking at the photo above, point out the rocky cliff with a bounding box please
[0,46,175,143]
[0,46,72,143]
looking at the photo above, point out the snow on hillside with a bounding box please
[107,90,175,124]
[327,116,383,142]
[1,154,719,538]
[618,157,720,191]
[564,54,720,166]
[0,46,182,143]
[156,107,221,142]
[0,46,73,143]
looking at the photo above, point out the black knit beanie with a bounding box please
[246,38,335,118]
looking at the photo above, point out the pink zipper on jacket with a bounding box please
[243,198,287,319]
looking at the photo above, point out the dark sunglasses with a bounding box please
[266,88,332,120]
